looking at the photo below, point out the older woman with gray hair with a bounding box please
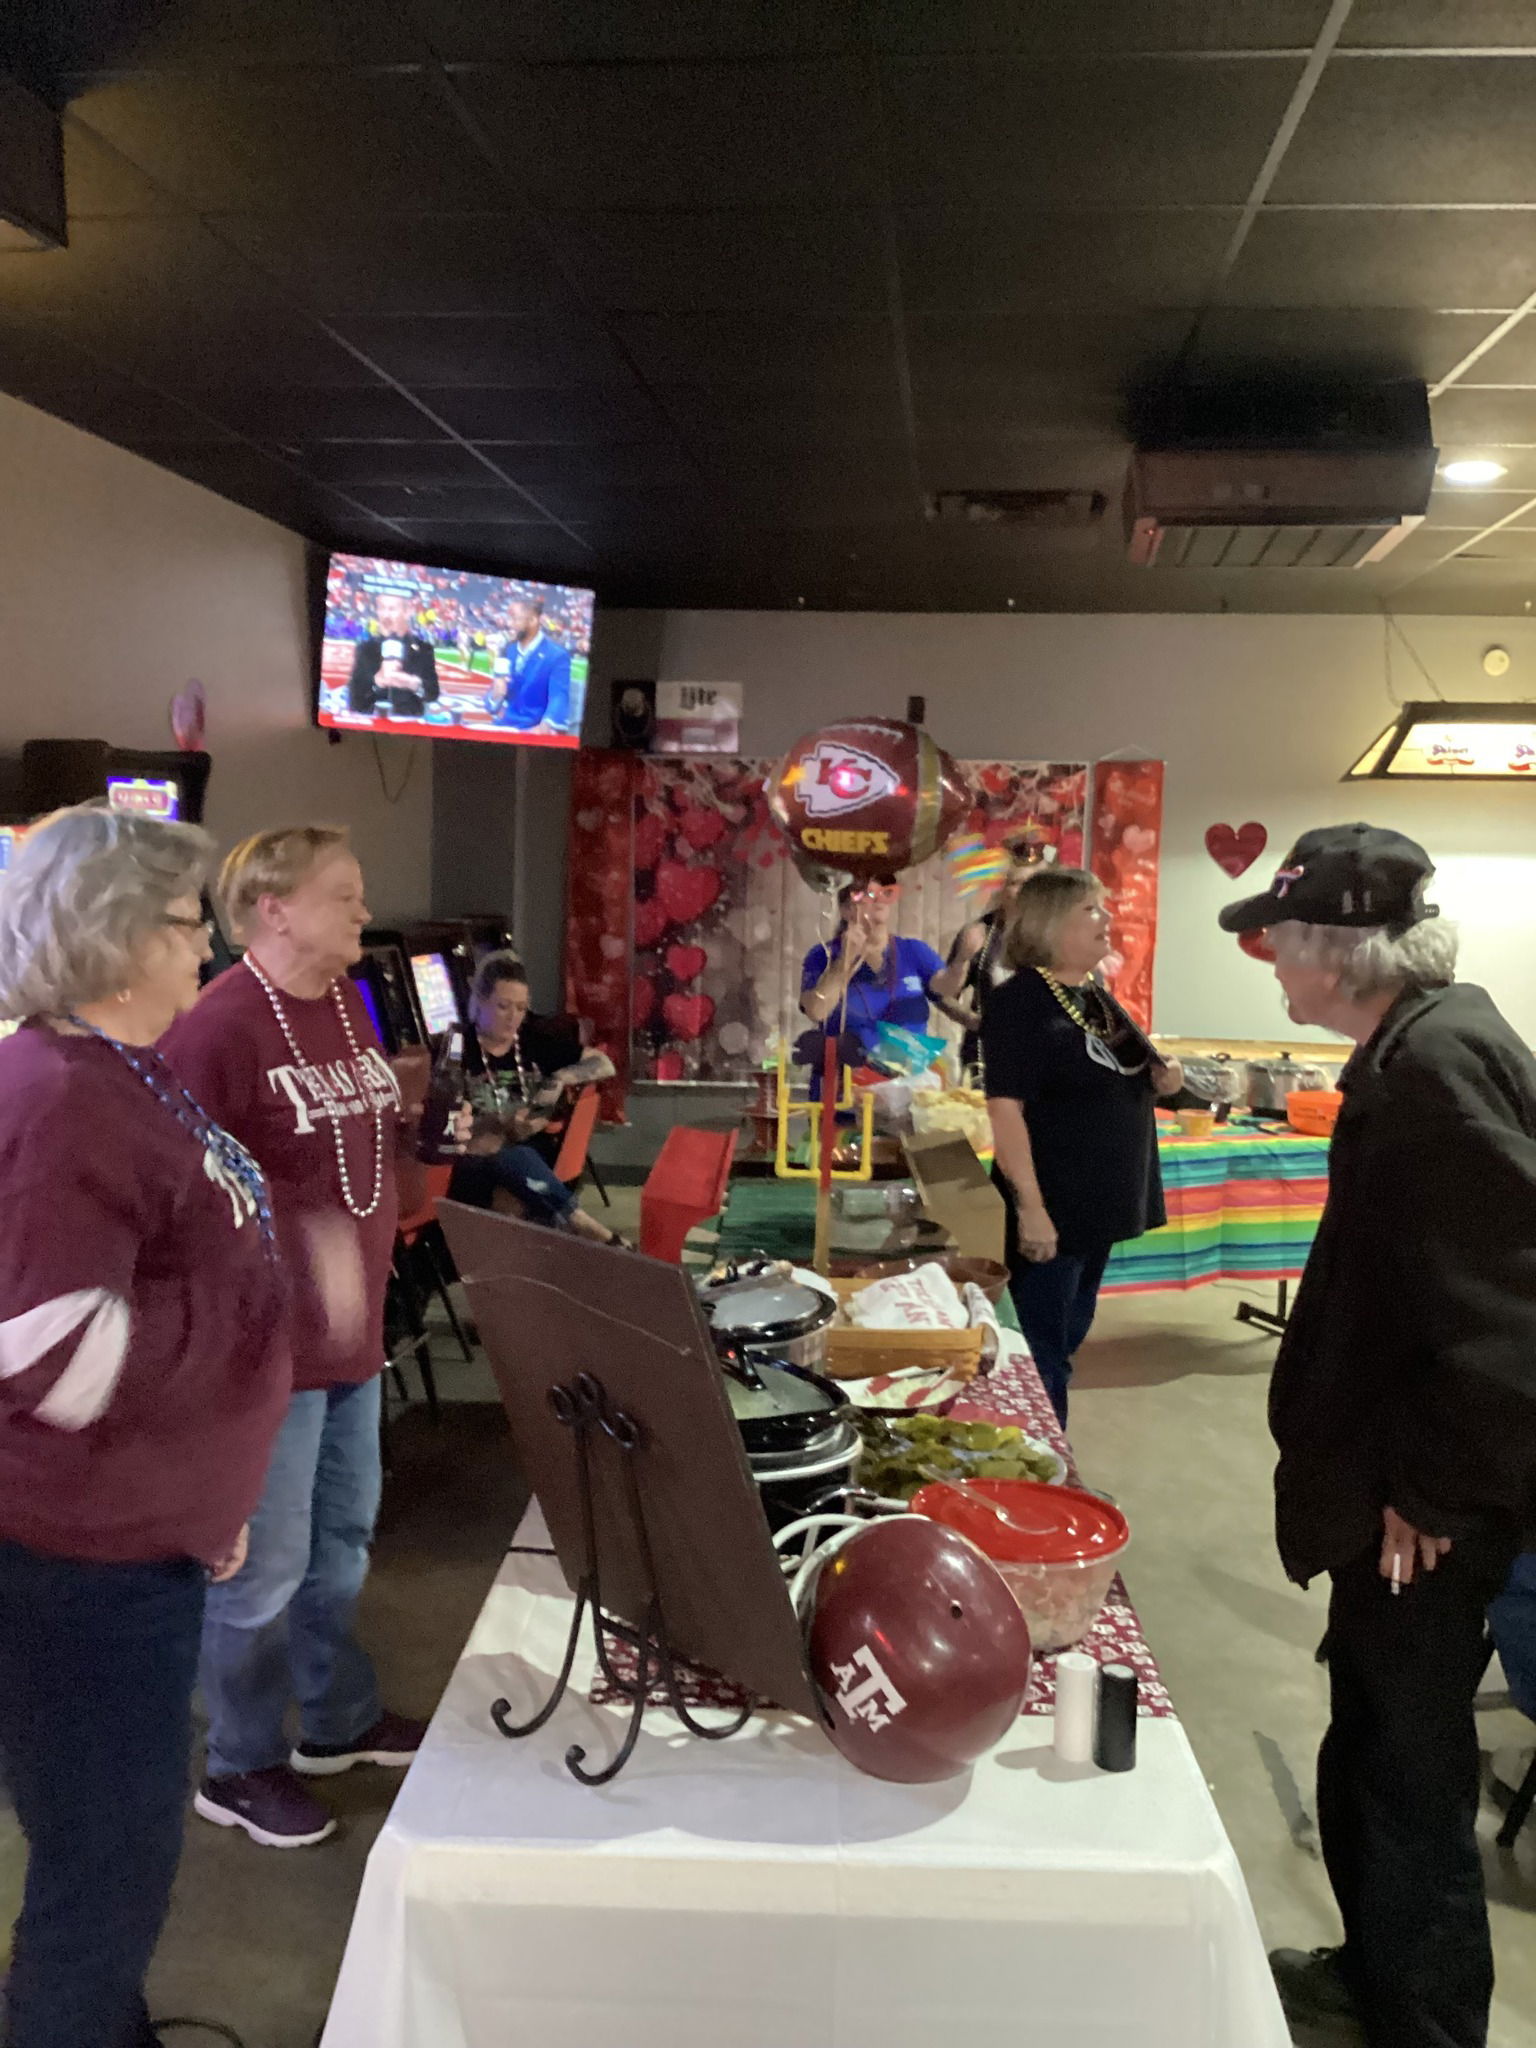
[1220,823,1536,2048]
[0,804,288,2048]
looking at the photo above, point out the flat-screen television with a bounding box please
[316,552,594,749]
[410,951,461,1037]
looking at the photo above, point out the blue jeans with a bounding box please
[199,1379,383,1779]
[0,1539,205,2048]
[450,1143,576,1225]
[1007,1243,1113,1428]
[1489,1551,1536,1723]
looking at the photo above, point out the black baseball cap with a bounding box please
[1218,823,1438,935]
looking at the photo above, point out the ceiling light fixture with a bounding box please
[1343,701,1536,780]
[1439,458,1508,486]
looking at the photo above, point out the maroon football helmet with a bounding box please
[805,1516,1033,1782]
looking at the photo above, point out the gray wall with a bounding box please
[430,742,573,1011]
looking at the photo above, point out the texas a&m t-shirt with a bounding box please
[161,962,401,1390]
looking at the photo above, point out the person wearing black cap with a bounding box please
[1220,823,1536,2048]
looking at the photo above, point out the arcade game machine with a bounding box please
[353,932,430,1055]
[18,738,239,979]
[401,920,478,1037]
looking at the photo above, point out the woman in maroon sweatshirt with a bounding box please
[0,804,288,2048]
[161,826,429,1851]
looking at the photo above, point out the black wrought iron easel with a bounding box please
[490,1371,756,1785]
[1235,1279,1291,1336]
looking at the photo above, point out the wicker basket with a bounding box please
[820,1278,987,1383]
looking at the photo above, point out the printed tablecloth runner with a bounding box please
[591,1339,1174,1720]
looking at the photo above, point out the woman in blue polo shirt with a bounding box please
[799,874,944,1070]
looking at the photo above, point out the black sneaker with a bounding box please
[193,1765,337,1848]
[1269,1946,1363,2035]
[291,1708,426,1777]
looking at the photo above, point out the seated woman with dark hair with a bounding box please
[449,953,622,1244]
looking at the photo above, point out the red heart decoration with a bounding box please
[678,807,726,851]
[663,992,715,1043]
[665,943,708,983]
[1237,928,1276,963]
[656,859,722,927]
[632,814,669,870]
[655,1050,685,1081]
[1205,822,1267,879]
[633,898,669,951]
[632,976,659,1028]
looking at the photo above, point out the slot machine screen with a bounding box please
[410,952,460,1036]
[351,972,386,1046]
[350,942,426,1053]
[106,775,181,821]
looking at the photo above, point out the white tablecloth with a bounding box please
[322,1513,1287,2048]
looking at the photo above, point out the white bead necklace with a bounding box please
[243,952,387,1219]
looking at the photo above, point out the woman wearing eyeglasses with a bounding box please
[982,867,1183,1426]
[799,873,945,1079]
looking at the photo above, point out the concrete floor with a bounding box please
[3,1235,1534,2046]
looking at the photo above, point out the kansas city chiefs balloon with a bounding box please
[806,1516,1033,1782]
[768,719,971,882]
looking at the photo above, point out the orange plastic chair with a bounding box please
[640,1126,739,1263]
[552,1083,601,1188]
[388,1163,473,1419]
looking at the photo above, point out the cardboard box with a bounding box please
[902,1131,1008,1267]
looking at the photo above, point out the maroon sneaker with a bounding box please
[193,1766,336,1848]
[291,1709,427,1777]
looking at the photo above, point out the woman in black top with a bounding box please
[982,869,1183,1424]
[932,848,1045,1072]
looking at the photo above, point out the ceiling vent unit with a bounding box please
[928,488,1104,528]
[1124,380,1437,569]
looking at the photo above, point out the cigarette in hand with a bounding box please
[1391,1553,1402,1597]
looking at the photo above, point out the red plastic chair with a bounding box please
[640,1126,739,1263]
[388,1163,473,1418]
[552,1083,602,1192]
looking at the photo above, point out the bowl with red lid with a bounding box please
[908,1478,1129,1652]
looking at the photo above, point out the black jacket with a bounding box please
[1271,981,1536,1585]
[347,635,440,714]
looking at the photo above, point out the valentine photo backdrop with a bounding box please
[564,754,1162,1097]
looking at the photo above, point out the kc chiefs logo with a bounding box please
[800,741,901,819]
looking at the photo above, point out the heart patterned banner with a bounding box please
[1090,761,1165,1032]
[566,755,1095,1088]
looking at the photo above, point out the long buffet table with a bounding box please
[321,1261,1287,2046]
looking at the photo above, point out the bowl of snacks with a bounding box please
[855,1412,1065,1498]
[909,1478,1129,1652]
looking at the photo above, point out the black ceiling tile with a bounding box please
[1422,487,1534,528]
[421,384,671,440]
[334,313,635,388]
[881,58,1304,207]
[115,0,419,68]
[60,117,179,219]
[555,209,889,316]
[477,442,700,493]
[188,386,446,444]
[659,382,907,438]
[1430,386,1536,443]
[613,313,894,387]
[905,310,1192,389]
[915,435,1129,494]
[1272,59,1536,205]
[114,441,338,532]
[1340,2,1536,47]
[896,208,1236,314]
[1190,308,1496,383]
[1228,210,1536,311]
[0,321,229,441]
[300,442,498,487]
[70,74,489,213]
[452,60,882,210]
[911,381,1128,438]
[1449,317,1536,386]
[213,214,576,318]
[870,0,1329,53]
[415,0,858,62]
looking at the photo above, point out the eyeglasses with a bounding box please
[162,915,215,942]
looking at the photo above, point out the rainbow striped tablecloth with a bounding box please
[1102,1122,1330,1295]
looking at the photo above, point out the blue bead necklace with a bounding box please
[65,1015,278,1258]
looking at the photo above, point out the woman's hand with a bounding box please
[1015,1202,1058,1263]
[209,1524,249,1584]
[956,920,989,963]
[1150,1056,1184,1097]
[1379,1505,1452,1592]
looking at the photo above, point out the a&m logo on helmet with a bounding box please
[800,741,900,819]
[828,1643,909,1734]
